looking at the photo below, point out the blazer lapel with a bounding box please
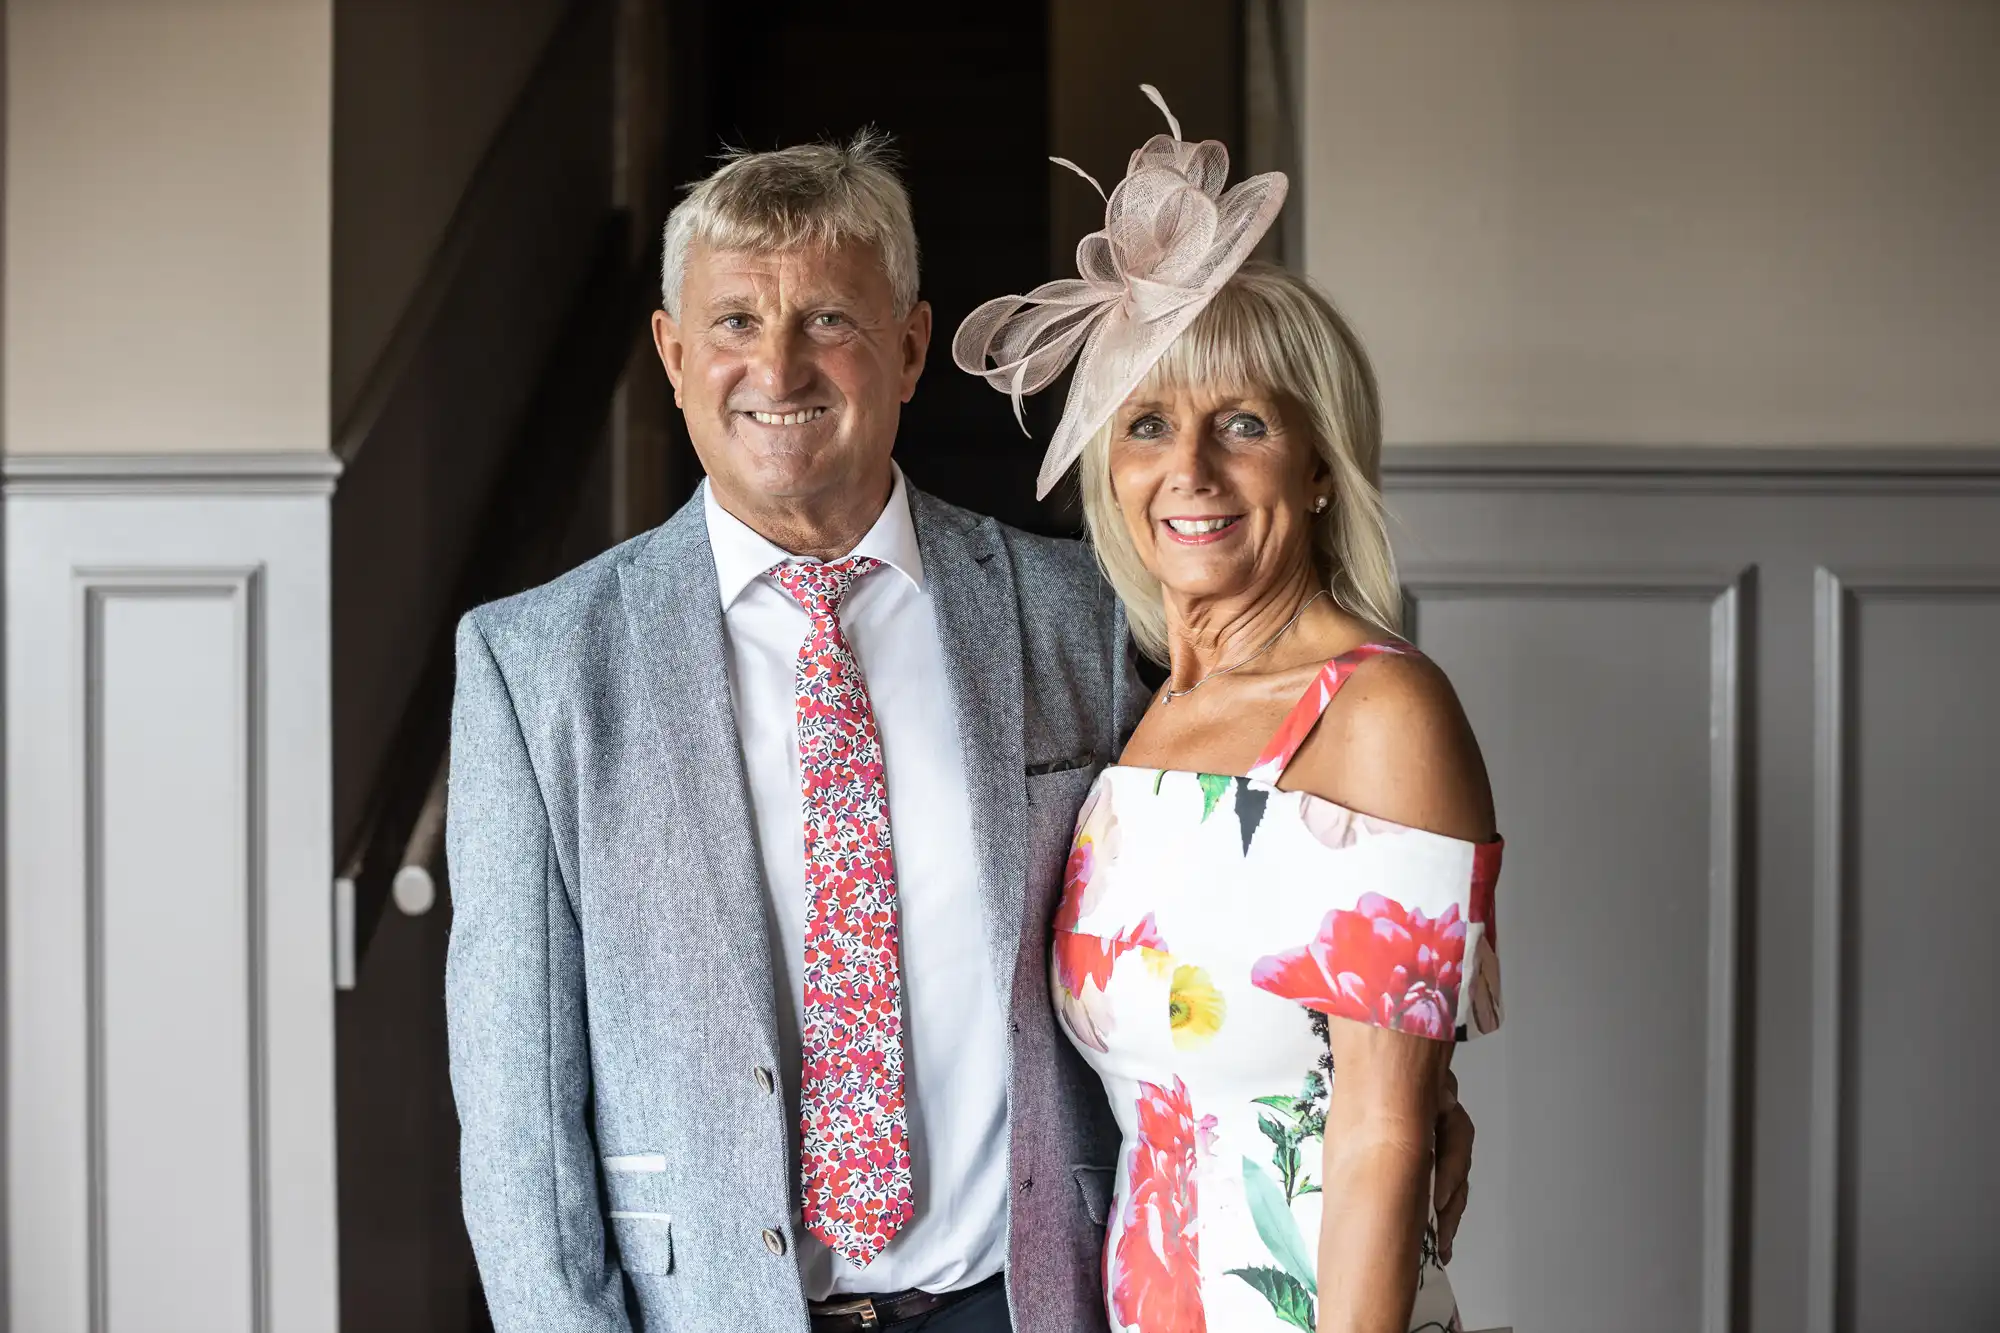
[615,496,782,1055]
[911,490,1028,1012]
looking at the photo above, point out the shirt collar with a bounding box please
[703,464,926,610]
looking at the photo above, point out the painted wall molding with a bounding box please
[1382,443,2000,493]
[1,452,343,498]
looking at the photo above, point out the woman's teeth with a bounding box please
[747,407,827,425]
[1165,517,1238,535]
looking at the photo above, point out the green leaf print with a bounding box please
[1225,1265,1316,1332]
[1196,771,1231,821]
[1240,1156,1317,1295]
[1256,1113,1302,1199]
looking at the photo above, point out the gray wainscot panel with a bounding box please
[1380,446,2000,1333]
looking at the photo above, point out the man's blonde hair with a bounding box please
[1079,262,1400,663]
[660,130,920,317]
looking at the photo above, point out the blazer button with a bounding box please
[755,1066,776,1095]
[762,1228,787,1256]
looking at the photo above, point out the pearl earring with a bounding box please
[1312,495,1329,514]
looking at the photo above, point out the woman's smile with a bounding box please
[1161,514,1244,544]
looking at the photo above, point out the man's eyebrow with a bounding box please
[697,286,759,308]
[792,289,869,309]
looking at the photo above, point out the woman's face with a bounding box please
[1108,381,1327,604]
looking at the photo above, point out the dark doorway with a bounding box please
[664,0,1072,536]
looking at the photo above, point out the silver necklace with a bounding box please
[1162,588,1328,703]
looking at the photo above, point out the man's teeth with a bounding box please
[1166,517,1236,535]
[747,408,827,426]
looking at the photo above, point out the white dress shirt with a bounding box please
[703,469,1011,1298]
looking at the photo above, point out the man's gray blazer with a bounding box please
[446,484,1147,1332]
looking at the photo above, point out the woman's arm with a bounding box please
[1317,1024,1450,1333]
[1280,648,1496,1333]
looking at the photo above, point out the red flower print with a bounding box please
[1054,913,1167,1053]
[1470,839,1502,943]
[1110,1077,1212,1333]
[1054,783,1156,1052]
[1251,894,1467,1040]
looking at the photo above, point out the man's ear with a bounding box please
[652,310,686,406]
[899,299,933,403]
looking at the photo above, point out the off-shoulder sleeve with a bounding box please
[1249,803,1503,1042]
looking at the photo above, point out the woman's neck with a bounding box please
[1162,564,1326,693]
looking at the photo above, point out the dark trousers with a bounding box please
[879,1282,1011,1333]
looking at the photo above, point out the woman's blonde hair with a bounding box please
[1078,262,1400,662]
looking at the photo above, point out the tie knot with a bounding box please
[771,556,881,620]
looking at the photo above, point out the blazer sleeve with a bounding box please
[445,613,634,1332]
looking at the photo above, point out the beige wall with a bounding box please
[333,0,571,426]
[4,0,333,456]
[1303,0,2000,447]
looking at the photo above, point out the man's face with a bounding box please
[653,242,931,522]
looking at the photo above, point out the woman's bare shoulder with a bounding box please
[1281,649,1496,843]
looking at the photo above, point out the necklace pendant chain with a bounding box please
[1163,588,1329,703]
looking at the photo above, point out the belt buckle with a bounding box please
[816,1295,882,1329]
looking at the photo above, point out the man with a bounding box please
[446,134,1474,1333]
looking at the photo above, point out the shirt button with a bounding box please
[755,1066,776,1095]
[762,1228,787,1256]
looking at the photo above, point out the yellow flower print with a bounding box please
[1168,964,1227,1050]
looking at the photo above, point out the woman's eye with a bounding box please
[1222,412,1268,439]
[1128,414,1169,439]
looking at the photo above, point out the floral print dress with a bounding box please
[1052,643,1504,1333]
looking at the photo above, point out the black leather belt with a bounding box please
[807,1271,1003,1331]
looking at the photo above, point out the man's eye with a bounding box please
[813,312,847,328]
[718,314,752,331]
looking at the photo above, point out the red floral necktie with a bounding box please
[771,557,913,1267]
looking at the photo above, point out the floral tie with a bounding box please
[771,557,913,1267]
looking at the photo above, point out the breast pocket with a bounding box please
[603,1153,673,1276]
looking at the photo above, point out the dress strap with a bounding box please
[1245,642,1413,784]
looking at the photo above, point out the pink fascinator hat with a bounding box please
[953,84,1288,500]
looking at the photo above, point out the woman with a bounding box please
[957,90,1503,1333]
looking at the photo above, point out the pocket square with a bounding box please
[1026,753,1097,777]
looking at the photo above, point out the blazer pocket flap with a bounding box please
[602,1154,668,1216]
[1026,752,1098,777]
[603,1153,667,1174]
[1071,1164,1115,1226]
[609,1212,673,1276]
